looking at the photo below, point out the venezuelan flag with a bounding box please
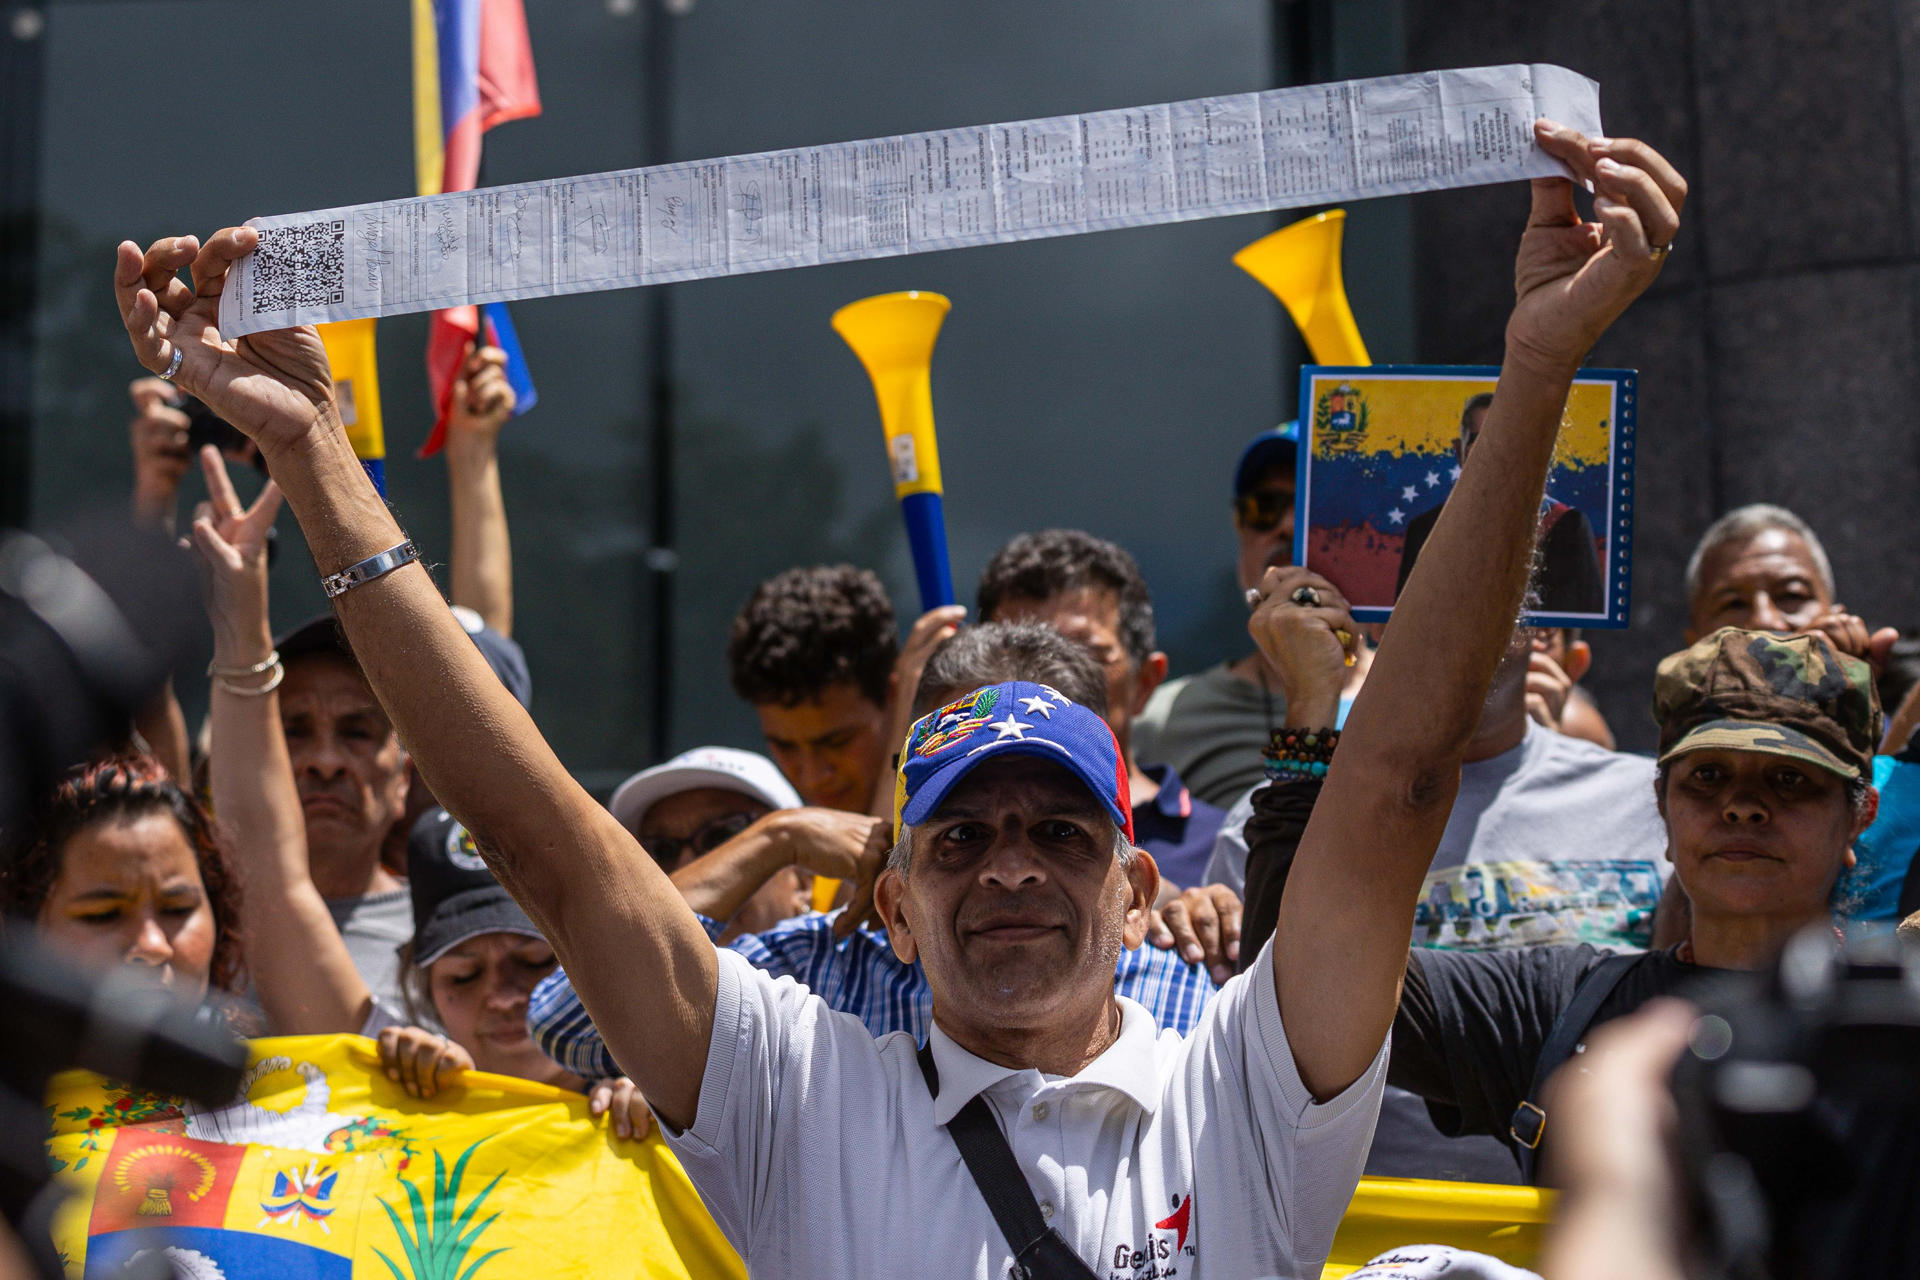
[319,319,387,495]
[47,1035,743,1279]
[414,0,541,457]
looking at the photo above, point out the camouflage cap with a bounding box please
[1653,627,1881,779]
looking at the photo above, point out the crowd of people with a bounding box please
[6,116,1915,1278]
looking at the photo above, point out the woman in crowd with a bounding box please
[186,445,647,1132]
[1,753,244,1008]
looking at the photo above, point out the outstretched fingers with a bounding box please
[1593,157,1680,256]
[1589,136,1688,217]
[189,503,240,570]
[116,242,174,373]
[200,445,243,519]
[248,479,285,532]
[1533,119,1603,189]
[140,237,199,314]
[189,226,259,300]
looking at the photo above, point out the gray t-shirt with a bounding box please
[1207,720,1671,1184]
[1133,662,1284,810]
[1209,721,1669,948]
[326,889,413,1014]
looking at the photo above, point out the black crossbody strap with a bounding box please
[1508,952,1640,1183]
[917,1043,1100,1280]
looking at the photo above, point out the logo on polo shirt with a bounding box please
[1153,1195,1191,1251]
[1108,1191,1194,1278]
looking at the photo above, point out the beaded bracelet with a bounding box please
[1264,726,1340,781]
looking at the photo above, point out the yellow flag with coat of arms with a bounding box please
[44,1034,743,1279]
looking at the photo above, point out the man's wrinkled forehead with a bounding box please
[282,651,386,717]
[1696,528,1829,601]
[929,756,1106,823]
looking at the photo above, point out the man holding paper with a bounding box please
[118,116,1681,1277]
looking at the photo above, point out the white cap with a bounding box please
[1347,1246,1542,1280]
[607,747,802,834]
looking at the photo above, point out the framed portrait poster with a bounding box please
[1293,365,1637,628]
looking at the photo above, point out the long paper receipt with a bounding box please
[219,64,1600,336]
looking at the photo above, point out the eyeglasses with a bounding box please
[1234,488,1293,533]
[643,809,758,868]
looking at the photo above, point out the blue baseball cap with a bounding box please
[1233,421,1300,496]
[893,681,1134,842]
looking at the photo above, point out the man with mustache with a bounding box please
[274,610,527,1011]
[118,115,1681,1276]
[272,618,414,1010]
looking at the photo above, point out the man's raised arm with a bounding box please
[1272,121,1686,1099]
[112,230,716,1129]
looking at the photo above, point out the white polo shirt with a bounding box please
[662,938,1386,1279]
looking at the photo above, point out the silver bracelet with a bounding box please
[321,540,420,599]
[208,648,280,678]
[214,662,285,696]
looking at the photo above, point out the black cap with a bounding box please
[275,608,532,709]
[405,808,540,965]
[275,613,352,666]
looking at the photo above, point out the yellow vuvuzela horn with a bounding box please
[826,290,956,915]
[831,290,956,610]
[1233,209,1371,365]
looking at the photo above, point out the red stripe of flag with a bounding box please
[423,0,540,457]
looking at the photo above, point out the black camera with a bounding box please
[175,393,264,471]
[1672,927,1920,1279]
[0,518,247,1277]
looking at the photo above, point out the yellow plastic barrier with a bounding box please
[1323,1176,1554,1277]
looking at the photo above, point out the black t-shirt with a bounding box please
[1390,943,1717,1165]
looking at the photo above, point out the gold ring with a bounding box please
[1648,240,1673,260]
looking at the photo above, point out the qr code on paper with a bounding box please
[250,220,347,316]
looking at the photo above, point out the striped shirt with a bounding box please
[528,909,1219,1080]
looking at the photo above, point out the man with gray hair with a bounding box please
[1683,502,1920,921]
[528,620,1225,1083]
[1683,503,1852,645]
[118,112,1682,1275]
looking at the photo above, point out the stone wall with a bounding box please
[1405,0,1920,748]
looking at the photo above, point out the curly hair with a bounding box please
[1,755,244,992]
[727,565,898,707]
[976,529,1156,667]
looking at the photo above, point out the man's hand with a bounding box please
[378,1026,474,1100]
[1524,647,1575,731]
[1804,605,1899,677]
[1540,1001,1693,1280]
[447,343,515,441]
[115,232,336,456]
[587,1076,654,1141]
[1147,885,1242,985]
[766,808,890,938]
[669,806,890,938]
[871,605,968,816]
[1246,566,1357,728]
[129,378,192,527]
[188,447,283,652]
[114,227,720,1132]
[1277,126,1685,1104]
[1505,121,1686,380]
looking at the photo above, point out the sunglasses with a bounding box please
[1234,488,1293,533]
[644,809,757,868]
